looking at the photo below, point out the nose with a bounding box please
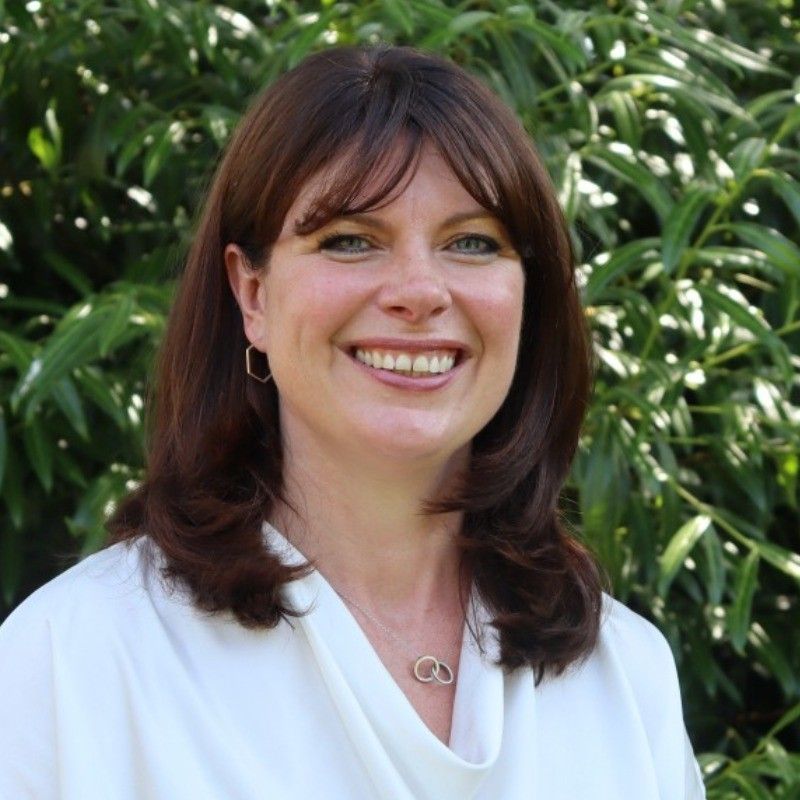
[377,246,452,324]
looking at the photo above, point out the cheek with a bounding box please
[471,273,525,357]
[265,271,368,348]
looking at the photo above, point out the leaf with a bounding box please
[697,283,784,355]
[766,171,800,229]
[752,540,800,582]
[749,622,798,697]
[724,222,800,280]
[661,187,715,273]
[448,10,495,34]
[51,377,89,440]
[728,549,759,654]
[585,148,673,222]
[143,122,181,187]
[73,366,128,429]
[699,526,726,606]
[0,331,34,373]
[27,127,58,172]
[765,701,800,740]
[658,514,712,595]
[558,151,582,222]
[1,443,24,530]
[22,417,54,493]
[601,73,746,119]
[585,238,661,303]
[653,14,782,75]
[606,90,642,149]
[99,293,136,357]
[381,0,416,36]
[728,137,767,179]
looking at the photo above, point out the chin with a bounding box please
[350,418,470,466]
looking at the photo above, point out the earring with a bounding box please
[245,344,272,384]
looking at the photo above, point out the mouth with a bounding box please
[347,345,465,378]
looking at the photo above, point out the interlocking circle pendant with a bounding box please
[413,655,454,685]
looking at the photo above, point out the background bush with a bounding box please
[1,0,798,794]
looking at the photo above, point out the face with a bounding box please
[226,145,525,473]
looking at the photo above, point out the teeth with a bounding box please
[353,348,459,375]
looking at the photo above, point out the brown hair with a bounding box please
[107,45,604,679]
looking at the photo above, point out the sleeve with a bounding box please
[0,597,60,800]
[603,597,707,799]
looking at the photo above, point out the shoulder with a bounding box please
[0,537,167,650]
[597,593,677,675]
[592,593,682,707]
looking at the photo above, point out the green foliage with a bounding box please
[1,0,798,794]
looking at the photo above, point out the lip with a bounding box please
[340,337,472,358]
[340,340,469,392]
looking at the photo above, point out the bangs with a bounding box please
[286,102,518,243]
[245,46,543,263]
[292,130,424,236]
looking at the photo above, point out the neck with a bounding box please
[269,421,469,621]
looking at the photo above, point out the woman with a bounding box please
[0,45,705,798]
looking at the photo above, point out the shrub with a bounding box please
[1,0,798,794]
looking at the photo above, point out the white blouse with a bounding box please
[0,522,706,799]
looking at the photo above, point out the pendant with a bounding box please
[413,655,454,685]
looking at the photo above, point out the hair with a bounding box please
[107,44,604,680]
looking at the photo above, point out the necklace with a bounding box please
[332,587,459,686]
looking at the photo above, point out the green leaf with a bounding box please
[661,188,714,273]
[381,0,416,36]
[27,127,58,172]
[728,137,767,179]
[99,293,136,357]
[51,377,89,440]
[585,148,673,222]
[144,122,183,187]
[0,331,34,373]
[749,622,798,697]
[605,90,642,149]
[648,10,783,75]
[766,171,800,229]
[724,222,800,280]
[752,540,800,582]
[699,527,726,605]
[607,73,747,118]
[448,10,495,34]
[22,417,54,493]
[697,283,784,355]
[73,366,128,429]
[585,239,661,304]
[658,514,712,595]
[728,549,759,654]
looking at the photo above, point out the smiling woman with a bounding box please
[0,45,705,799]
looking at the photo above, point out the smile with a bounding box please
[352,348,459,376]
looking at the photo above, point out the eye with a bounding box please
[319,234,373,254]
[449,235,500,256]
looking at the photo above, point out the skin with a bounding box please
[225,144,525,744]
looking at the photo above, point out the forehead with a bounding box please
[279,142,492,238]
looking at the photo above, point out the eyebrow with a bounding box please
[294,209,499,235]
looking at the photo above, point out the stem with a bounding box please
[702,319,800,368]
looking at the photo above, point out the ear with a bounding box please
[224,244,268,351]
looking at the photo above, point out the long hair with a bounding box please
[107,45,604,679]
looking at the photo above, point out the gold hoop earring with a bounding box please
[245,344,272,384]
